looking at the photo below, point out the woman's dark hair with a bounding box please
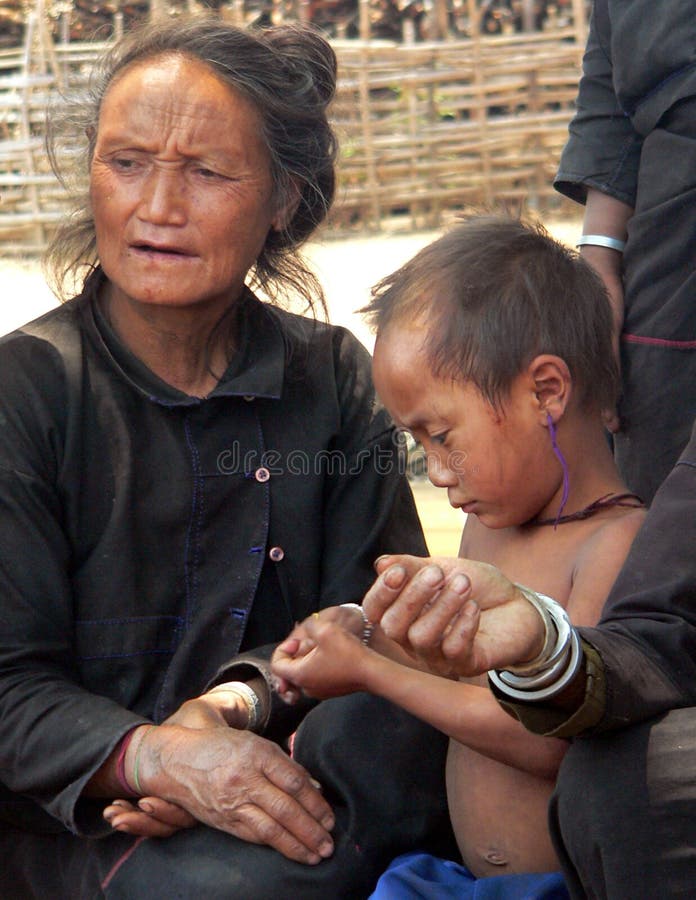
[363,215,619,412]
[45,16,338,313]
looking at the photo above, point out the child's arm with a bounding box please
[271,617,567,780]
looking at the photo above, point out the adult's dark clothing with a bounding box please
[498,418,696,897]
[0,276,453,896]
[554,0,696,502]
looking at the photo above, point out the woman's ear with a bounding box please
[271,179,302,232]
[528,354,572,425]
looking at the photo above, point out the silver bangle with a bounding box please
[225,682,262,733]
[504,586,570,677]
[339,603,376,646]
[576,234,626,253]
[488,629,583,702]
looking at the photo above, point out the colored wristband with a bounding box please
[115,727,139,795]
[131,725,155,796]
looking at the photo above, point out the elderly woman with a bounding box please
[0,18,452,899]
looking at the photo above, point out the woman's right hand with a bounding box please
[109,708,334,865]
[121,723,335,864]
[363,555,546,678]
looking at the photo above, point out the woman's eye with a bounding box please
[430,432,449,446]
[112,157,138,171]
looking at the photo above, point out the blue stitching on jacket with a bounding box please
[78,648,176,660]
[76,615,184,626]
[183,413,204,629]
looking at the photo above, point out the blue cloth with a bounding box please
[369,852,570,900]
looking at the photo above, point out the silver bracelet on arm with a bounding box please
[339,602,376,646]
[576,234,626,253]
[488,586,583,702]
[209,681,263,732]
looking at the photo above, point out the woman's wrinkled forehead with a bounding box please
[95,53,268,160]
[101,52,231,115]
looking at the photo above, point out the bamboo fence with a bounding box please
[0,3,586,254]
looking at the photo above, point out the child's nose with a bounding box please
[426,452,458,489]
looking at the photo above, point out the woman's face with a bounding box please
[90,54,285,315]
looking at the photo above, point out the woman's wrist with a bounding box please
[205,682,263,730]
[123,724,157,796]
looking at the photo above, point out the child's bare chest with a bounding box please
[459,519,596,607]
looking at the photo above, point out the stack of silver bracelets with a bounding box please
[488,586,583,702]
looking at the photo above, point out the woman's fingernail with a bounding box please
[383,565,406,588]
[449,573,470,593]
[421,565,444,586]
[138,800,154,814]
[463,599,479,618]
[318,839,334,857]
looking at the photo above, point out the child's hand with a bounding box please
[272,617,371,700]
[272,605,368,702]
[104,796,197,838]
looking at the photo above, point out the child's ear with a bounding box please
[271,178,302,233]
[528,355,572,424]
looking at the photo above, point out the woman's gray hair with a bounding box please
[45,16,338,313]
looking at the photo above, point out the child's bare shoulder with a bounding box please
[568,506,646,625]
[574,505,646,565]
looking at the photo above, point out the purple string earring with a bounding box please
[547,412,569,529]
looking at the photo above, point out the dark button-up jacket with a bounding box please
[0,282,426,835]
[554,0,696,206]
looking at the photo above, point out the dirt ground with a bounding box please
[0,216,582,552]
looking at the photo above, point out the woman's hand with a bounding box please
[363,555,546,677]
[272,617,372,699]
[117,723,335,865]
[102,686,254,839]
[104,796,197,838]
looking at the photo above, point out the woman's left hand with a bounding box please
[104,796,197,838]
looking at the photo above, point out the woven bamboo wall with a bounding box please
[0,20,584,254]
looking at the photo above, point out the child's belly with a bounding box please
[446,738,560,878]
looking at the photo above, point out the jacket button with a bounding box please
[269,546,285,562]
[255,467,270,482]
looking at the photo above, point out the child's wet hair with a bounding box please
[362,214,619,411]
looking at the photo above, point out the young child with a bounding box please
[271,216,646,897]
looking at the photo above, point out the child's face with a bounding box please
[373,323,561,528]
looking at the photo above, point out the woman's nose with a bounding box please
[138,167,187,225]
